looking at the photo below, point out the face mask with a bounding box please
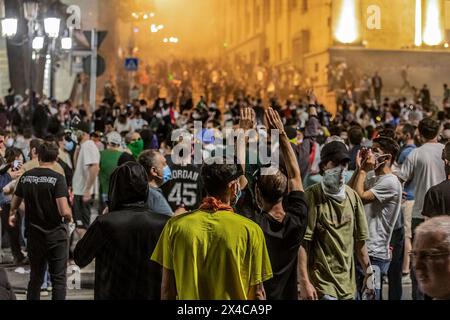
[162,165,171,184]
[233,181,242,206]
[64,140,75,152]
[6,138,14,148]
[128,139,144,159]
[322,166,347,195]
[374,152,390,171]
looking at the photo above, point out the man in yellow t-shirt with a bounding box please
[151,161,273,300]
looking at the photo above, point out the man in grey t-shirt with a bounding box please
[399,118,446,300]
[349,137,402,300]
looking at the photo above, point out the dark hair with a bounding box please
[373,137,400,162]
[256,171,287,204]
[402,124,416,139]
[30,139,43,152]
[202,162,241,198]
[0,128,6,137]
[5,147,23,164]
[138,150,161,176]
[445,142,450,161]
[348,126,364,145]
[419,118,440,140]
[37,141,59,162]
[378,128,396,139]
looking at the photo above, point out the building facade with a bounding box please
[218,0,450,113]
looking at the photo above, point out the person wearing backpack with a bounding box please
[298,141,374,300]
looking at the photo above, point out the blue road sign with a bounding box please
[125,58,139,71]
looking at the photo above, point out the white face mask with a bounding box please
[6,138,14,148]
[322,165,347,201]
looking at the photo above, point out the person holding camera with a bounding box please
[348,137,403,300]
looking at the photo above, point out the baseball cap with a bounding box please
[107,131,122,146]
[320,141,350,165]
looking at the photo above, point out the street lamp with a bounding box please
[1,18,18,37]
[61,37,72,50]
[32,36,44,51]
[44,15,61,98]
[24,0,39,115]
[44,17,61,38]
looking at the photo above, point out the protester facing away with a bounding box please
[239,107,308,300]
[422,141,450,217]
[412,216,450,300]
[151,160,273,300]
[399,118,446,300]
[298,141,373,300]
[99,132,125,204]
[349,137,402,300]
[74,162,170,300]
[9,142,72,300]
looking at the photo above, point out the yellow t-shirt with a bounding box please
[151,209,273,300]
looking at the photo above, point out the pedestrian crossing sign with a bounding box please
[125,58,139,71]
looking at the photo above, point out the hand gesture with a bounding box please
[265,107,284,132]
[8,213,17,228]
[239,107,256,131]
[299,281,318,300]
[7,167,24,180]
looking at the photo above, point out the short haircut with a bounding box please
[202,162,241,198]
[256,170,287,204]
[37,141,59,163]
[5,147,23,163]
[419,118,440,140]
[373,136,400,161]
[30,138,44,152]
[415,216,450,248]
[348,126,364,145]
[0,128,6,137]
[402,124,416,138]
[138,150,161,174]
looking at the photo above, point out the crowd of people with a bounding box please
[0,68,450,301]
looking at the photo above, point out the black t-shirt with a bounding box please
[243,191,308,300]
[15,168,69,232]
[73,206,170,300]
[422,180,450,217]
[161,164,204,211]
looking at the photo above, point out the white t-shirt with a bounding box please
[73,140,100,196]
[400,143,446,219]
[130,118,148,132]
[364,173,403,260]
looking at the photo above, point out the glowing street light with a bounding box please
[32,36,44,50]
[150,24,158,33]
[44,17,61,38]
[157,24,164,30]
[61,37,72,50]
[163,38,168,43]
[1,18,18,38]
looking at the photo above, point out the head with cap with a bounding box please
[201,158,243,205]
[108,162,149,212]
[106,131,122,149]
[319,141,351,175]
[413,216,450,300]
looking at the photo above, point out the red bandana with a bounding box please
[199,197,234,213]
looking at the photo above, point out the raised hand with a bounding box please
[265,107,284,132]
[239,107,256,131]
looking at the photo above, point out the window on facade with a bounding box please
[278,42,283,60]
[302,0,308,13]
[302,30,310,54]
[264,0,271,22]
